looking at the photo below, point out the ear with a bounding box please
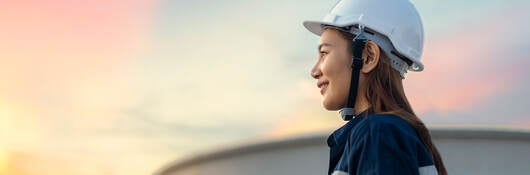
[361,41,380,74]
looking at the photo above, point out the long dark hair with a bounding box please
[337,29,448,175]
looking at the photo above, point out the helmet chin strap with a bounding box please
[339,27,368,121]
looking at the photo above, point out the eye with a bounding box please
[319,51,328,58]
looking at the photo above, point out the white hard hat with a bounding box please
[303,0,425,75]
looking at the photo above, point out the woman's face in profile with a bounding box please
[311,29,353,111]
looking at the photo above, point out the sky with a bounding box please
[0,0,529,174]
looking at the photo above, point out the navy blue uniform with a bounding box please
[327,110,438,175]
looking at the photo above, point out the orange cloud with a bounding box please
[263,80,343,139]
[264,109,340,139]
[0,147,6,175]
[0,1,161,175]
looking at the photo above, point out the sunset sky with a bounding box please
[1,0,529,174]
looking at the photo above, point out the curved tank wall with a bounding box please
[155,128,530,175]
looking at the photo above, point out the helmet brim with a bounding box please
[303,20,349,36]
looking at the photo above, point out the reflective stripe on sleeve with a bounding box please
[331,170,348,175]
[419,165,438,175]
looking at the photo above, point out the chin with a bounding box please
[322,99,343,111]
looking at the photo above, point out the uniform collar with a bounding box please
[327,108,373,148]
[326,108,374,175]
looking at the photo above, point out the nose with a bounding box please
[311,62,322,79]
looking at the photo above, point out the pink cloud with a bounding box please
[0,0,159,106]
[0,0,157,51]
[509,117,530,128]
[405,8,528,114]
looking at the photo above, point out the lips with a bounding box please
[317,80,329,95]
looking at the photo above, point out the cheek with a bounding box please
[322,53,351,86]
[321,53,352,108]
[322,54,346,78]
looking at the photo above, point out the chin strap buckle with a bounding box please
[339,108,355,121]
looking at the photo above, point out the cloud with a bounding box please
[0,0,163,174]
[405,6,529,114]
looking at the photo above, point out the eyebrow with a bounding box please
[318,43,333,51]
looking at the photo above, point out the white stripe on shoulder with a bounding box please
[331,170,348,175]
[419,165,438,175]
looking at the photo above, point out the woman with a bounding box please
[303,0,447,175]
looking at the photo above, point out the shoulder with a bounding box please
[349,113,419,143]
[367,114,416,133]
[345,113,436,169]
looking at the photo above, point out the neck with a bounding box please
[354,95,371,116]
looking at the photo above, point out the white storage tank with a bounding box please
[155,128,530,175]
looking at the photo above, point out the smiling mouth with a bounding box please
[319,83,328,95]
[317,80,329,95]
[317,80,328,88]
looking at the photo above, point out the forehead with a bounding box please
[320,28,346,46]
